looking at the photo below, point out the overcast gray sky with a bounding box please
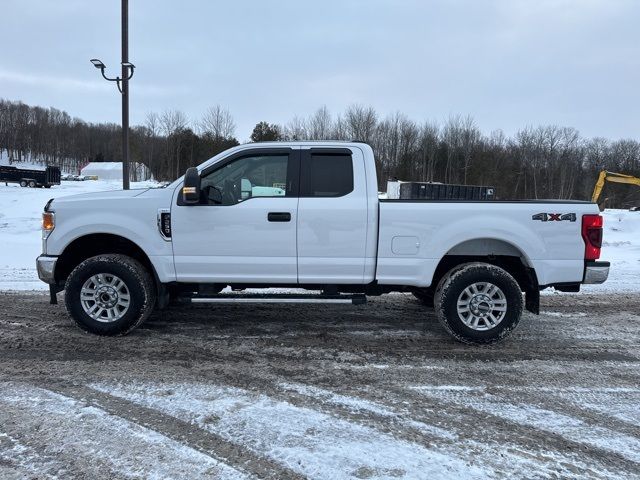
[1,0,638,141]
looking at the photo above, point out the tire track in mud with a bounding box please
[155,321,640,478]
[87,381,490,479]
[2,292,640,478]
[0,382,252,480]
[55,336,628,480]
[34,379,304,480]
[16,296,640,475]
[186,364,637,478]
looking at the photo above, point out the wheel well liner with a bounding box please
[55,233,157,286]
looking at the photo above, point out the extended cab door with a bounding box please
[171,147,300,283]
[296,147,372,284]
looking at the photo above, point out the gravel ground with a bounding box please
[0,292,639,479]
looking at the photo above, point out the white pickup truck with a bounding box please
[36,142,609,344]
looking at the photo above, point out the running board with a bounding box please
[179,293,367,305]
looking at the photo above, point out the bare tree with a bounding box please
[460,115,480,184]
[144,112,159,179]
[308,106,333,140]
[159,109,189,178]
[442,115,463,183]
[418,122,439,181]
[200,105,236,140]
[331,114,349,140]
[344,104,377,143]
[284,115,308,140]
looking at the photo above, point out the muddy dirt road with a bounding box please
[1,292,639,479]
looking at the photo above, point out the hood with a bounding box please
[50,188,149,207]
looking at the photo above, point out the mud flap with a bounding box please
[525,289,539,315]
[49,285,58,305]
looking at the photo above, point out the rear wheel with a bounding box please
[65,254,156,336]
[19,180,27,187]
[28,180,36,188]
[434,262,523,344]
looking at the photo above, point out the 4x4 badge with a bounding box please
[532,213,576,222]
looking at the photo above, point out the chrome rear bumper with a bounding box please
[583,261,610,284]
[36,255,58,284]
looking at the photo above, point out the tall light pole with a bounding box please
[90,0,134,190]
[121,0,130,190]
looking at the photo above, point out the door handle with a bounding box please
[268,212,291,222]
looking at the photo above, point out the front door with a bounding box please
[171,148,299,283]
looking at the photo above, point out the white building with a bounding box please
[80,162,151,181]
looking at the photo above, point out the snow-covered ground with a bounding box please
[0,178,638,291]
[581,209,640,293]
[2,283,639,478]
[0,180,157,290]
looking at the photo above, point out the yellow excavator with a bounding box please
[591,171,640,209]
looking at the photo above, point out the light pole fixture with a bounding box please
[89,0,134,190]
[90,58,135,94]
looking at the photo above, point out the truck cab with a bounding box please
[172,145,377,285]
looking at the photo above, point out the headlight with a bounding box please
[42,212,55,239]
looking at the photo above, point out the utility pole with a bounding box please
[89,0,135,190]
[121,0,130,189]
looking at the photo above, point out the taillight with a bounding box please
[582,214,603,260]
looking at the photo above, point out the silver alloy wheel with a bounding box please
[456,282,507,331]
[80,273,131,323]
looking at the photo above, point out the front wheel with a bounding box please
[434,262,523,344]
[64,254,156,335]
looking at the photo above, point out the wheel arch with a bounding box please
[431,237,540,314]
[55,233,158,288]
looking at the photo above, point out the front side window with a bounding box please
[201,154,289,205]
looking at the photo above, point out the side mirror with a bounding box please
[182,167,201,204]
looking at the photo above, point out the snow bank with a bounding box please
[580,209,640,293]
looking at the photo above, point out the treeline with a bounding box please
[0,99,239,181]
[1,99,639,207]
[276,106,640,207]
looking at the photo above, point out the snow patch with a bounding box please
[0,383,247,479]
[0,180,158,290]
[413,385,640,464]
[90,381,488,479]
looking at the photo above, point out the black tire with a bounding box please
[412,288,434,307]
[434,262,523,345]
[19,180,27,187]
[28,180,36,188]
[64,254,156,336]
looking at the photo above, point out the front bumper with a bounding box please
[583,261,610,284]
[36,255,58,284]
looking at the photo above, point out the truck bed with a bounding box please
[375,199,599,287]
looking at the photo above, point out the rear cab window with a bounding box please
[300,150,354,197]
